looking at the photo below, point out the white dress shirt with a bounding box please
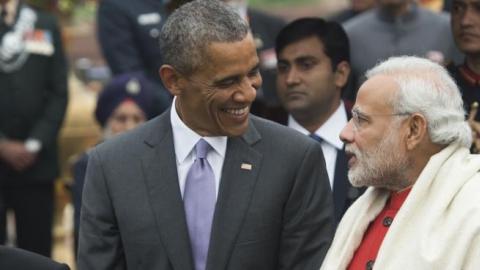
[288,102,347,189]
[170,98,227,199]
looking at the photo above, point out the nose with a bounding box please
[233,76,259,102]
[461,7,475,26]
[285,68,300,86]
[339,119,355,144]
[124,118,138,131]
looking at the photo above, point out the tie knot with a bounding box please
[195,139,211,159]
[309,133,323,143]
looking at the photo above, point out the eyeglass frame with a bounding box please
[350,107,411,131]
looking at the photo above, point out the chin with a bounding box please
[348,177,367,188]
[222,124,249,137]
[461,47,480,56]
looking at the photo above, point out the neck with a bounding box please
[466,55,480,75]
[293,100,340,134]
[382,2,411,18]
[404,143,444,190]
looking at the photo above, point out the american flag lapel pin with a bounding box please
[241,163,252,170]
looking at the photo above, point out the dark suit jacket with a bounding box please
[78,111,334,270]
[0,4,68,183]
[0,246,69,270]
[277,104,364,222]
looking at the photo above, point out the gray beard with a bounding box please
[347,126,412,191]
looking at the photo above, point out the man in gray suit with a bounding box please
[77,1,334,269]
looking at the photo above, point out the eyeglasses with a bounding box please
[351,108,410,131]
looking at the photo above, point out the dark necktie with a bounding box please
[184,139,216,270]
[309,133,323,143]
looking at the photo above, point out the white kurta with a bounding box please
[321,143,480,270]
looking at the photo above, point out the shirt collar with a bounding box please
[459,63,480,86]
[387,187,412,211]
[170,97,227,164]
[376,2,418,24]
[288,101,347,150]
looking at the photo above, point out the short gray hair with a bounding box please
[160,0,250,75]
[366,56,472,148]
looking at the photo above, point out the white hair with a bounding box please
[366,56,472,148]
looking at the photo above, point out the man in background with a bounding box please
[343,0,461,100]
[330,0,376,23]
[448,0,480,151]
[275,18,363,222]
[0,0,68,257]
[97,0,190,116]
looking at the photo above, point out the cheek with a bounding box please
[352,134,373,153]
[109,121,125,134]
[205,93,228,119]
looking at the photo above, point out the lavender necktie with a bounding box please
[184,139,216,270]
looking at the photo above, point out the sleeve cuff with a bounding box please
[25,138,42,153]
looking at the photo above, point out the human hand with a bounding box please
[0,140,37,171]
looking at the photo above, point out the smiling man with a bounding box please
[320,56,480,270]
[77,1,334,270]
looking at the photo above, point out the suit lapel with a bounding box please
[206,118,263,270]
[141,112,194,270]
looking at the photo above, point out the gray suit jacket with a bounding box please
[78,111,334,270]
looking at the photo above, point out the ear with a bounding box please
[334,61,351,89]
[405,113,428,150]
[159,64,184,96]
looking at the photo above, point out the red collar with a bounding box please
[459,64,480,87]
[386,187,412,211]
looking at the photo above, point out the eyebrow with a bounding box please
[352,107,374,121]
[213,63,260,85]
[295,55,317,62]
[352,107,365,116]
[278,55,317,63]
[249,63,260,73]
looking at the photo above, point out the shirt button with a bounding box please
[383,216,393,227]
[366,259,375,270]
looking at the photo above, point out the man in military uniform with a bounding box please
[0,0,68,257]
[97,0,190,117]
[448,0,480,152]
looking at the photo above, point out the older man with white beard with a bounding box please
[320,56,480,270]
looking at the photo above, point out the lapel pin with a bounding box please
[241,163,252,170]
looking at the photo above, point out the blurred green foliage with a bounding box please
[26,0,83,17]
[249,0,319,8]
[24,0,321,20]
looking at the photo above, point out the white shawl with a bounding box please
[321,144,480,270]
